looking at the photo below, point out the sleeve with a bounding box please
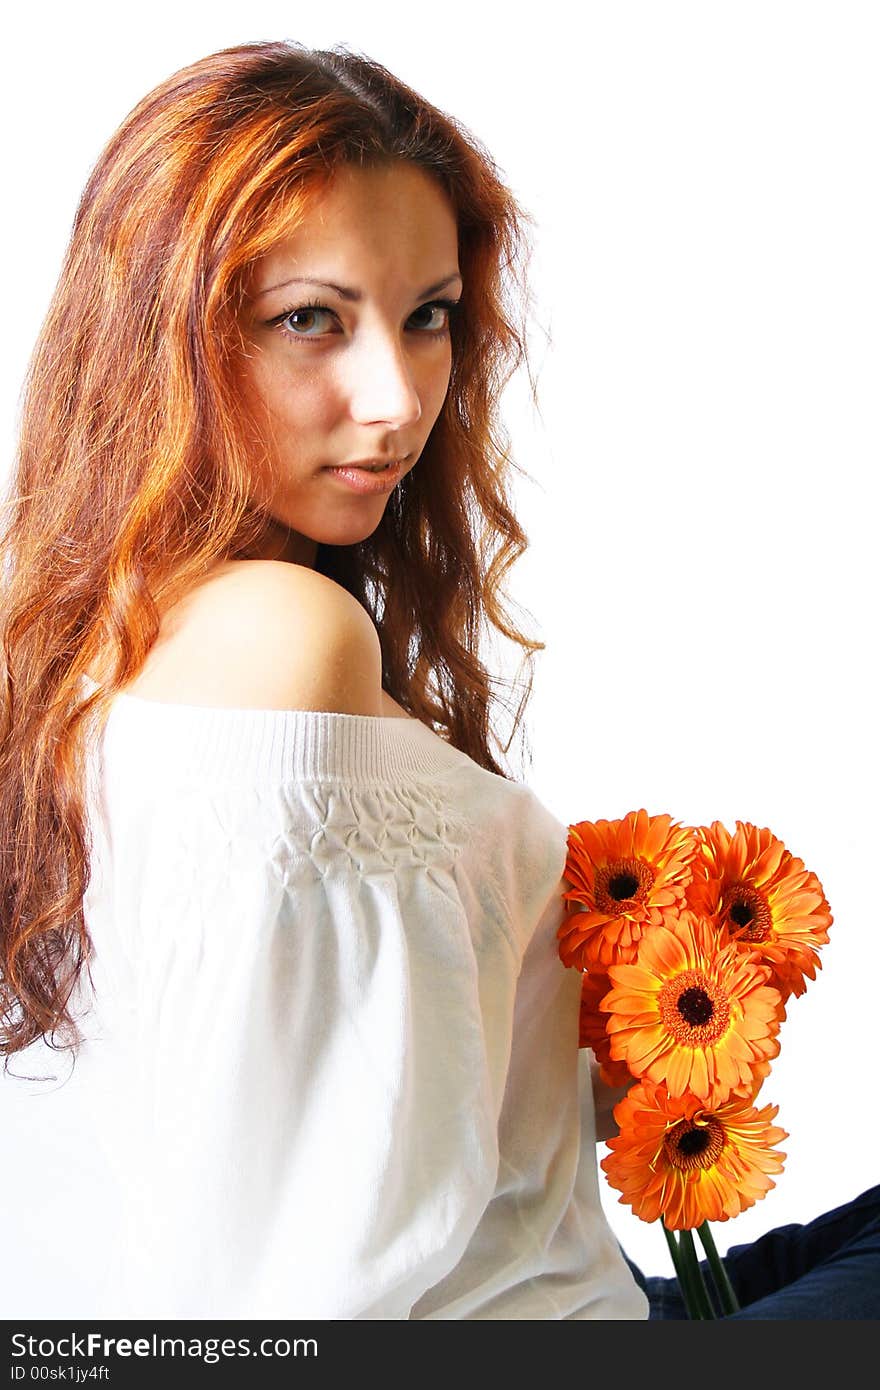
[98,766,507,1321]
[408,859,650,1321]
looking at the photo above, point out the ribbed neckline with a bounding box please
[79,674,465,785]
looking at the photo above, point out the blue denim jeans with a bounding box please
[623,1183,880,1319]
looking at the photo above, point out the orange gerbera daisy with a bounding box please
[601,1078,788,1229]
[579,971,632,1087]
[601,909,784,1105]
[557,809,699,971]
[686,820,833,999]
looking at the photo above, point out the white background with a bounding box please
[1,1,877,1309]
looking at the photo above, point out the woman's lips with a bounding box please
[322,459,405,493]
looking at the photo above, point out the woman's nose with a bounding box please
[346,333,424,427]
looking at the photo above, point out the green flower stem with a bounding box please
[662,1222,685,1278]
[696,1221,740,1315]
[662,1221,707,1320]
[677,1227,717,1319]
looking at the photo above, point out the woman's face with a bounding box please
[236,161,461,566]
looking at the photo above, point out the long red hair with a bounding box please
[1,40,547,1067]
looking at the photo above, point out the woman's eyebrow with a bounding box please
[253,272,463,302]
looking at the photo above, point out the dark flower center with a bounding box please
[676,986,714,1026]
[677,1128,710,1156]
[663,1115,726,1172]
[722,881,773,943]
[608,871,640,900]
[658,969,730,1045]
[594,857,656,916]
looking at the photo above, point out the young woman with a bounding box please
[1,39,876,1321]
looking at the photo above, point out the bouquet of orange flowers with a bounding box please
[557,809,833,1318]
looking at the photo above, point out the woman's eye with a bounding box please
[276,301,334,338]
[409,301,456,331]
[271,297,461,344]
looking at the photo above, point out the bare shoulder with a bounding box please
[112,560,385,714]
